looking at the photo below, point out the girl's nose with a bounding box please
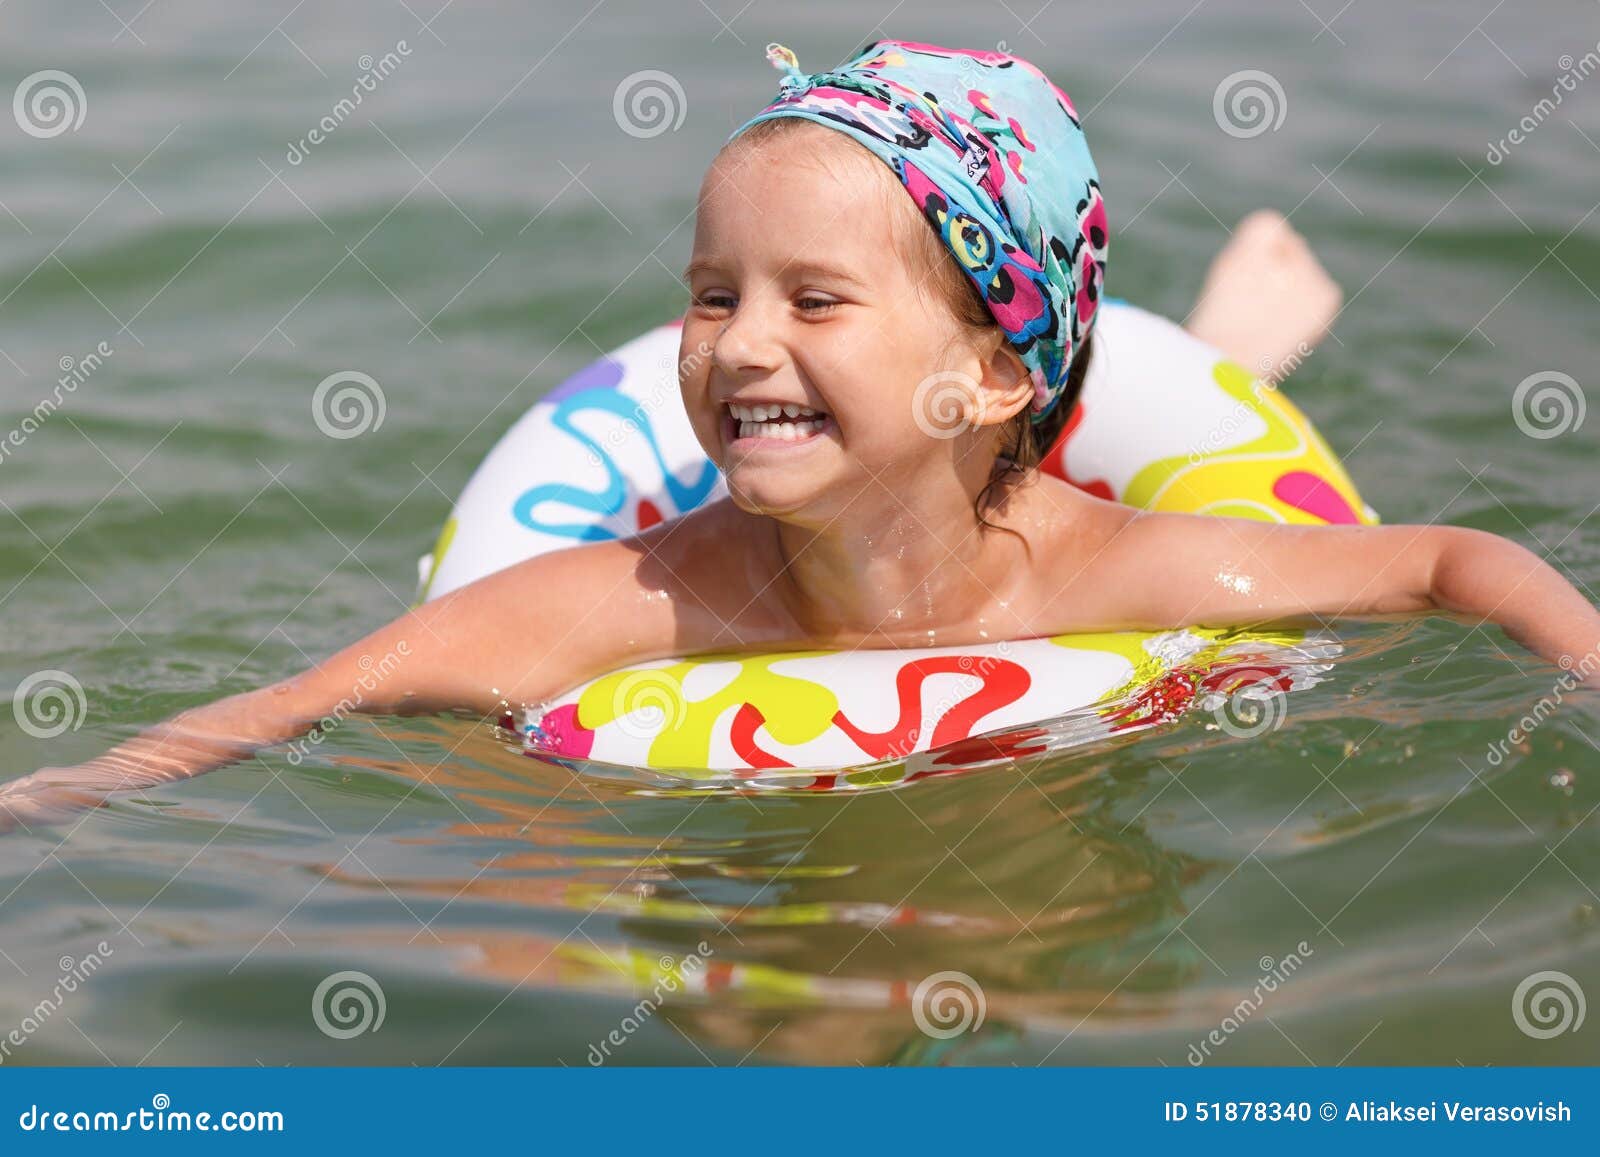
[712,303,782,376]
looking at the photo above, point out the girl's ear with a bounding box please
[970,337,1034,429]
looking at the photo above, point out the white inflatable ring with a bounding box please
[419,301,1377,789]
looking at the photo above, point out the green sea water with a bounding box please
[1,0,1597,1065]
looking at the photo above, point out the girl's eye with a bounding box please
[796,296,838,314]
[693,292,736,311]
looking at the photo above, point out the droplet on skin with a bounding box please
[1215,566,1256,595]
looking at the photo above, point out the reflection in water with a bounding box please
[312,713,1214,1065]
[3,621,1589,1066]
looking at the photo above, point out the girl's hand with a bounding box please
[0,524,690,833]
[1061,509,1600,671]
[0,772,109,835]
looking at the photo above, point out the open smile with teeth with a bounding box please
[726,401,831,443]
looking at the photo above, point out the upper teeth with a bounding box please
[728,402,823,422]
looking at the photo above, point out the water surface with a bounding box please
[1,0,1597,1064]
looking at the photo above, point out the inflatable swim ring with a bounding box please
[418,301,1377,789]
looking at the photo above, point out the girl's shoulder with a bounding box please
[408,499,778,706]
[513,498,792,658]
[999,471,1135,556]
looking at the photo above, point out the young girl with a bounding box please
[4,39,1596,830]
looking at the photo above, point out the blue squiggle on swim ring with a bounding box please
[511,387,721,541]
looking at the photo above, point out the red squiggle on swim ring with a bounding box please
[831,655,1031,760]
[731,704,792,771]
[1043,402,1114,500]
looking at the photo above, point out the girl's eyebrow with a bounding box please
[680,258,719,283]
[681,257,871,290]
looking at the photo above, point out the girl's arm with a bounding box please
[1066,512,1600,670]
[1,535,678,832]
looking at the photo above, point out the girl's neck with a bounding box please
[765,466,1035,648]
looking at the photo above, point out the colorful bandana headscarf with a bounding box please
[728,40,1108,424]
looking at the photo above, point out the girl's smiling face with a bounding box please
[679,121,1029,524]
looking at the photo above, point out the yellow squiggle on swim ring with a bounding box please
[578,653,841,773]
[1127,361,1375,525]
[1052,623,1316,709]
